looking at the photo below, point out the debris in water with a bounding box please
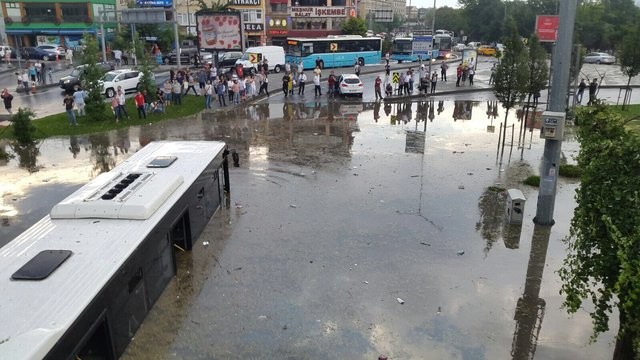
[396,297,405,304]
[458,185,465,189]
[420,242,431,246]
[363,281,369,284]
[486,168,492,170]
[437,306,442,314]
[202,241,210,246]
[467,172,474,175]
[290,204,297,208]
[410,175,420,177]
[353,173,359,176]
[282,325,288,330]
[380,200,385,203]
[235,202,243,209]
[457,250,465,255]
[258,315,267,320]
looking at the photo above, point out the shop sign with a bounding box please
[291,7,346,18]
[231,0,261,5]
[244,23,264,31]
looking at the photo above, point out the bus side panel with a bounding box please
[44,160,227,360]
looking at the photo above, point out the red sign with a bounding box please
[268,29,287,35]
[535,15,559,42]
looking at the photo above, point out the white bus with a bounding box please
[0,141,229,360]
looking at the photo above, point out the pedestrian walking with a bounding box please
[204,80,213,109]
[1,88,13,115]
[111,96,119,120]
[134,90,146,119]
[287,72,294,96]
[313,73,321,96]
[385,64,390,76]
[65,48,74,67]
[468,67,475,86]
[374,75,382,100]
[430,71,438,94]
[440,62,448,82]
[315,56,322,69]
[172,80,182,105]
[488,63,497,85]
[117,88,130,119]
[63,94,77,126]
[113,49,122,67]
[217,80,227,106]
[22,72,30,95]
[588,78,598,105]
[73,89,86,117]
[354,61,361,77]
[328,72,336,97]
[282,73,290,97]
[298,72,307,95]
[35,61,42,84]
[232,80,240,104]
[576,79,586,104]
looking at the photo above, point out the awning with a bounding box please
[270,0,288,4]
[5,29,97,35]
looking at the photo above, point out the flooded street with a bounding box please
[0,101,616,359]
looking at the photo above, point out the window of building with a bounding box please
[24,3,57,22]
[296,0,326,5]
[61,4,89,22]
[270,3,287,12]
[6,2,20,19]
[331,0,346,5]
[241,9,262,23]
[92,4,116,22]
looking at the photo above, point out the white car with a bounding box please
[100,69,152,98]
[337,74,364,97]
[584,52,616,65]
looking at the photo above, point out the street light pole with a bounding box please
[427,0,435,77]
[186,0,191,35]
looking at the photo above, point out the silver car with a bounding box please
[584,52,615,64]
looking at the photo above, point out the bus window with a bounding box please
[302,43,313,56]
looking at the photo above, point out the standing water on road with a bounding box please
[0,101,615,359]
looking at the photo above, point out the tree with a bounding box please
[197,0,233,11]
[618,20,640,107]
[11,108,36,144]
[492,20,528,162]
[133,31,156,97]
[81,34,112,122]
[342,17,367,36]
[519,34,548,146]
[559,104,640,360]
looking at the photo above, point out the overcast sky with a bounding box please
[410,0,460,9]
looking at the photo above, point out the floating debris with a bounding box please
[396,297,405,304]
[457,250,465,255]
[202,241,210,246]
[458,185,465,190]
[419,242,431,246]
[363,281,369,284]
[289,204,297,208]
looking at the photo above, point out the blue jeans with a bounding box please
[205,94,212,109]
[66,109,77,125]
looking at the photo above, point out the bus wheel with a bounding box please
[274,65,282,73]
[358,57,364,66]
[319,60,324,69]
[398,60,403,64]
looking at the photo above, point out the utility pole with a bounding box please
[534,0,577,226]
[427,0,435,77]
[173,5,181,68]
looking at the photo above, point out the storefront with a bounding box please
[289,6,348,37]
[230,0,266,47]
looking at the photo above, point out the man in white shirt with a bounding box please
[298,72,307,95]
[313,73,321,96]
[73,89,86,116]
[113,49,123,67]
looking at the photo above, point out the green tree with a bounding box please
[81,34,112,122]
[492,20,528,162]
[342,17,367,36]
[197,0,233,11]
[559,104,640,360]
[133,31,156,97]
[11,108,37,144]
[619,21,640,95]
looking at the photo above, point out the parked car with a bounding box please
[217,51,243,69]
[337,74,364,97]
[584,52,616,64]
[453,43,466,52]
[100,69,153,98]
[37,44,64,56]
[477,45,497,56]
[59,62,115,93]
[21,46,58,60]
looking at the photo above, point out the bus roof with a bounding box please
[287,36,382,42]
[0,141,226,360]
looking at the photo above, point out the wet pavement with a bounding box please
[0,99,618,359]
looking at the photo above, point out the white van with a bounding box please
[236,46,285,74]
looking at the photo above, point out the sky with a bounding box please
[410,0,460,9]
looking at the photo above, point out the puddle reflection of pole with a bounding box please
[511,224,551,359]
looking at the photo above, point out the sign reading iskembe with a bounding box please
[291,7,346,18]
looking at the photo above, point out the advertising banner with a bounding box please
[535,15,559,42]
[291,7,346,18]
[196,11,243,50]
[412,36,432,55]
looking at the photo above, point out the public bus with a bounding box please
[0,141,229,360]
[434,33,454,59]
[391,36,441,63]
[285,35,383,70]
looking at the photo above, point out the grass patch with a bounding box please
[0,95,206,140]
[559,164,581,178]
[610,104,640,133]
[523,175,540,187]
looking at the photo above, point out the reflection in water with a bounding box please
[511,225,551,360]
[11,141,40,173]
[453,101,474,121]
[69,135,81,158]
[475,186,506,254]
[89,133,116,176]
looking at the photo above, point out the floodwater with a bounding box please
[0,101,617,359]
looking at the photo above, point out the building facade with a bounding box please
[2,0,117,48]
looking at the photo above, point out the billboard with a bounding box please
[135,0,172,7]
[535,15,559,42]
[196,11,243,51]
[412,35,432,55]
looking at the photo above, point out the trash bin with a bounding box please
[506,189,526,224]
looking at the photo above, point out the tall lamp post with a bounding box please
[427,0,435,77]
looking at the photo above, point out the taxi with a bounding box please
[477,45,497,56]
